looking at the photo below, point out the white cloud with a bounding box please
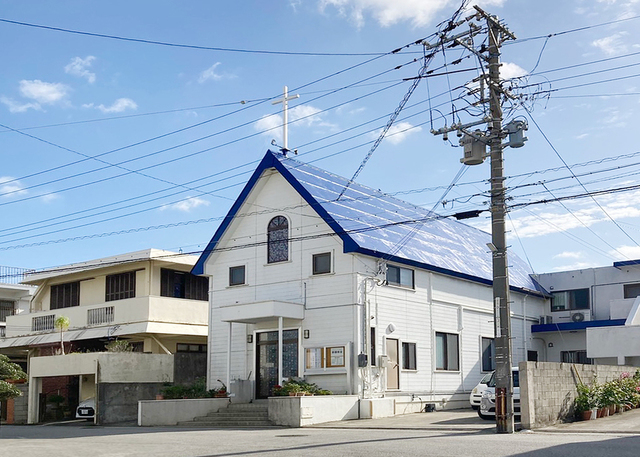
[575,133,589,140]
[550,261,598,272]
[95,98,138,113]
[611,245,640,259]
[0,96,41,113]
[370,121,422,144]
[64,56,96,83]
[0,176,26,197]
[592,32,628,55]
[198,63,235,83]
[254,104,335,141]
[501,62,528,79]
[319,0,506,28]
[161,197,209,212]
[41,193,59,203]
[19,80,70,104]
[553,251,583,260]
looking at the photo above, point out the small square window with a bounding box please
[313,252,331,275]
[229,266,246,286]
[387,265,414,288]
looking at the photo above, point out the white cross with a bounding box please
[271,85,300,150]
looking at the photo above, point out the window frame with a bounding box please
[50,281,80,310]
[386,265,415,289]
[267,215,289,264]
[0,300,14,323]
[176,343,207,353]
[561,350,592,365]
[401,341,417,371]
[105,271,136,302]
[228,265,246,286]
[551,288,590,312]
[623,283,640,299]
[160,268,208,301]
[312,252,332,275]
[481,336,495,372]
[435,331,459,371]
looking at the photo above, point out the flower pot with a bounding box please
[608,405,616,416]
[155,394,164,400]
[597,408,604,418]
[288,392,296,396]
[581,410,593,421]
[590,408,598,420]
[602,407,609,417]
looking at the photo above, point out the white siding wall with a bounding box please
[204,168,547,399]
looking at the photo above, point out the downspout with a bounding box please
[522,295,528,360]
[428,273,435,396]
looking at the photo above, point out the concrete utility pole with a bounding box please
[480,6,517,434]
[429,6,521,434]
[272,85,300,151]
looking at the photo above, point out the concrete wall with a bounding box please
[138,398,230,426]
[519,361,639,429]
[97,382,164,424]
[268,395,360,427]
[6,383,28,424]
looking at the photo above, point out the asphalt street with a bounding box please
[2,409,640,457]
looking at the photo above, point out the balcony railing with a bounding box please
[32,314,55,332]
[87,306,114,326]
[0,265,36,284]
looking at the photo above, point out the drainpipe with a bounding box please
[522,295,528,360]
[227,322,232,393]
[278,317,283,385]
[428,273,435,397]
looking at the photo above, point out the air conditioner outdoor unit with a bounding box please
[538,316,545,325]
[570,312,590,323]
[545,316,553,325]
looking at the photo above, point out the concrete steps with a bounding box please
[178,402,275,428]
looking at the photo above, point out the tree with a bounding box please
[54,315,70,355]
[0,354,27,403]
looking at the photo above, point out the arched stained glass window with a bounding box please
[267,216,289,263]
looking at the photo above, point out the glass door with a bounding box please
[255,329,299,398]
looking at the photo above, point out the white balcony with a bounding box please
[0,296,208,347]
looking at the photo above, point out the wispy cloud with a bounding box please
[65,56,97,83]
[254,104,335,141]
[611,245,640,259]
[41,193,59,203]
[553,251,583,260]
[0,176,27,197]
[318,0,507,28]
[19,79,70,105]
[370,121,421,144]
[198,62,235,83]
[161,197,209,212]
[592,32,628,55]
[85,98,138,113]
[0,96,41,113]
[501,62,528,79]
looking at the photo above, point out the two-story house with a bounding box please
[0,249,209,424]
[532,261,640,366]
[192,150,548,409]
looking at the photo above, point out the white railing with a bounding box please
[32,314,55,332]
[87,306,115,326]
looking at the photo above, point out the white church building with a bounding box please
[192,150,547,406]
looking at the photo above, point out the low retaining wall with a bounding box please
[138,398,230,426]
[268,395,359,427]
[520,361,639,429]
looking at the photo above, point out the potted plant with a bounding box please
[575,383,594,421]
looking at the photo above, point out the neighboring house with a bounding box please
[533,260,640,366]
[193,150,547,408]
[0,249,209,424]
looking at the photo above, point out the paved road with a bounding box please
[2,409,640,457]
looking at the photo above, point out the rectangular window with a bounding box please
[176,343,207,353]
[105,271,136,302]
[161,269,208,301]
[435,332,459,371]
[50,282,80,309]
[305,346,346,369]
[551,289,589,311]
[624,283,640,299]
[387,265,414,288]
[371,327,376,366]
[481,337,495,372]
[402,342,417,370]
[561,350,592,365]
[229,265,246,286]
[0,301,14,322]
[312,252,331,275]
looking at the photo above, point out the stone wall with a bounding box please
[97,382,164,424]
[520,361,639,429]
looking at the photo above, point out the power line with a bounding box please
[0,17,388,56]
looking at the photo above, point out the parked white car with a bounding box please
[469,372,494,410]
[478,368,520,420]
[76,397,95,420]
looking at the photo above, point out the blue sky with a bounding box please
[2,0,640,276]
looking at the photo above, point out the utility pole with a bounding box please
[480,6,517,434]
[429,6,522,434]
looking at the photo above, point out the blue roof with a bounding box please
[193,150,542,294]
